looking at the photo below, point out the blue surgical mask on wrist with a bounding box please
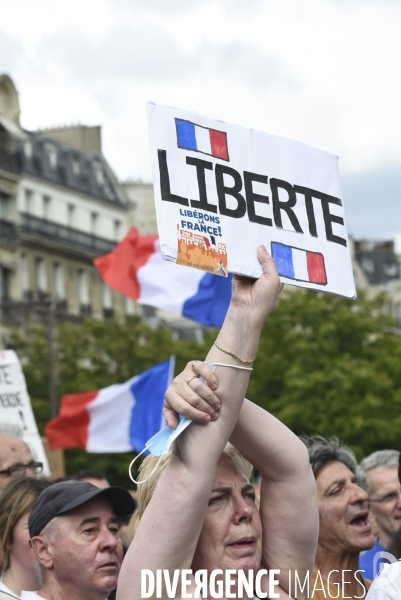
[129,363,215,484]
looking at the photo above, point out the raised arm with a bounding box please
[229,400,318,594]
[161,332,318,597]
[117,247,281,600]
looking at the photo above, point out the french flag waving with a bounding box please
[94,228,232,328]
[45,359,173,452]
[175,118,229,161]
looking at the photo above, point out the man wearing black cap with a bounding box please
[23,480,135,600]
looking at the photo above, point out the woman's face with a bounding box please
[9,512,38,572]
[191,456,262,576]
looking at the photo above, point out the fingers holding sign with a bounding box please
[163,361,220,429]
[230,245,283,325]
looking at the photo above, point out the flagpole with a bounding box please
[168,355,176,385]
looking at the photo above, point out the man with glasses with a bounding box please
[0,431,43,491]
[365,457,401,599]
[358,450,401,579]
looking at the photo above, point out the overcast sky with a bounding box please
[1,0,400,244]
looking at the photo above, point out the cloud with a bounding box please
[40,28,193,82]
[0,31,22,74]
[40,27,295,90]
[198,40,295,89]
[342,167,401,240]
[331,0,400,4]
[116,0,264,13]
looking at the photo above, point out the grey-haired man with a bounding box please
[0,431,41,492]
[303,436,375,599]
[358,450,401,579]
[24,480,135,600]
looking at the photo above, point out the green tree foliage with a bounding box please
[11,315,210,485]
[11,291,401,484]
[248,289,401,460]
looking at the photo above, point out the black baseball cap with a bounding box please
[29,480,136,538]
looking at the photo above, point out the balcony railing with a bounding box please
[0,146,20,175]
[0,219,18,245]
[20,213,116,255]
[0,143,20,175]
[80,304,92,317]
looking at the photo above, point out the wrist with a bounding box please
[214,309,263,364]
[224,303,266,331]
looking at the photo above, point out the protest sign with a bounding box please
[0,350,50,475]
[147,102,356,299]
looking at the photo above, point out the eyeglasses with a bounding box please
[0,462,43,478]
[369,491,401,505]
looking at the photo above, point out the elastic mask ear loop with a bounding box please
[128,449,166,485]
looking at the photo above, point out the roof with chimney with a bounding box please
[0,74,128,208]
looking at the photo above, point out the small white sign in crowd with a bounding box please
[148,102,356,299]
[0,350,50,474]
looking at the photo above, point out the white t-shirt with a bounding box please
[20,593,45,600]
[366,560,401,600]
[0,578,18,598]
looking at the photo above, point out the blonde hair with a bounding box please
[0,477,50,573]
[137,443,252,517]
[123,510,140,545]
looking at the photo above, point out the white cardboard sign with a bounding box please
[0,350,50,475]
[147,102,356,299]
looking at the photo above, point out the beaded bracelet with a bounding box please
[213,340,255,365]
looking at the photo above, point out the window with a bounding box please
[44,143,58,169]
[383,260,398,278]
[24,140,33,160]
[124,297,135,315]
[114,220,121,241]
[53,263,65,301]
[35,258,48,295]
[102,282,112,308]
[91,212,98,235]
[102,282,113,318]
[71,154,80,176]
[142,305,157,327]
[0,192,10,220]
[21,254,30,296]
[0,267,12,301]
[24,189,33,214]
[361,257,374,275]
[78,270,90,315]
[43,196,51,220]
[93,161,105,186]
[68,204,75,228]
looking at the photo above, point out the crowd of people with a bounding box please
[0,246,400,600]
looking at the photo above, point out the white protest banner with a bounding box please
[147,102,356,299]
[0,350,50,475]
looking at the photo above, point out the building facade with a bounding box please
[0,74,135,345]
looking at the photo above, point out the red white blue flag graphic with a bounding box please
[175,118,229,161]
[271,242,327,285]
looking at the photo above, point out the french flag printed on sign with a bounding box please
[271,242,327,285]
[175,118,229,161]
